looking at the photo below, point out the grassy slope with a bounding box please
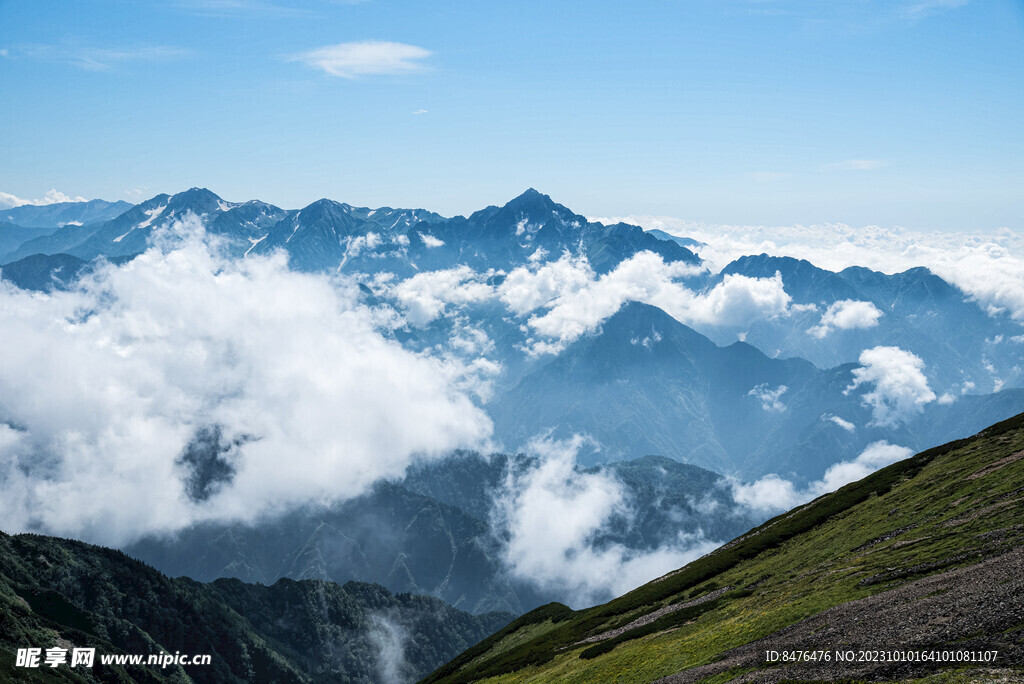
[424,413,1024,683]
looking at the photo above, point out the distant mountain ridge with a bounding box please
[1,198,133,228]
[490,300,1024,480]
[3,186,1023,481]
[711,253,1024,393]
[1,187,698,276]
[126,452,760,617]
[0,529,512,683]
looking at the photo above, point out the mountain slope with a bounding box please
[0,220,59,262]
[424,412,1024,683]
[1,252,138,291]
[0,252,89,291]
[125,454,760,618]
[0,531,512,683]
[714,254,1023,395]
[1,199,133,228]
[126,480,540,616]
[489,301,1024,480]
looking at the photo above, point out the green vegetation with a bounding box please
[423,413,1024,683]
[0,533,513,683]
[578,590,753,660]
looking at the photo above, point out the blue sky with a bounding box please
[1,0,1022,230]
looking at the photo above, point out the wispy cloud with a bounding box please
[290,40,432,79]
[412,109,428,115]
[747,383,788,412]
[820,159,887,172]
[10,43,190,71]
[902,0,970,19]
[173,0,313,17]
[744,171,790,182]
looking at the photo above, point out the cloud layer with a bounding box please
[291,41,432,78]
[496,252,788,355]
[593,216,1024,322]
[0,189,87,208]
[0,215,491,545]
[733,440,912,513]
[491,435,720,607]
[375,251,792,356]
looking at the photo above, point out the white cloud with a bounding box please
[732,474,800,513]
[338,231,382,268]
[412,109,428,115]
[821,159,887,171]
[686,272,792,326]
[824,414,856,432]
[492,435,720,607]
[507,251,786,355]
[808,299,883,338]
[0,189,88,209]
[748,384,788,412]
[594,217,1024,322]
[845,346,936,427]
[733,441,912,513]
[12,44,189,71]
[390,265,494,326]
[290,41,432,79]
[813,441,912,494]
[630,330,662,348]
[418,232,444,247]
[498,254,595,316]
[0,214,491,546]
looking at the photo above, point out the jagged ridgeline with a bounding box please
[423,413,1024,683]
[0,533,512,683]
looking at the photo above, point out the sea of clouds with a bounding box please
[0,215,492,545]
[1,209,1019,603]
[596,215,1024,321]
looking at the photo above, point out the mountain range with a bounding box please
[3,413,1021,682]
[3,187,1024,682]
[425,412,1024,683]
[126,453,759,616]
[2,187,1021,480]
